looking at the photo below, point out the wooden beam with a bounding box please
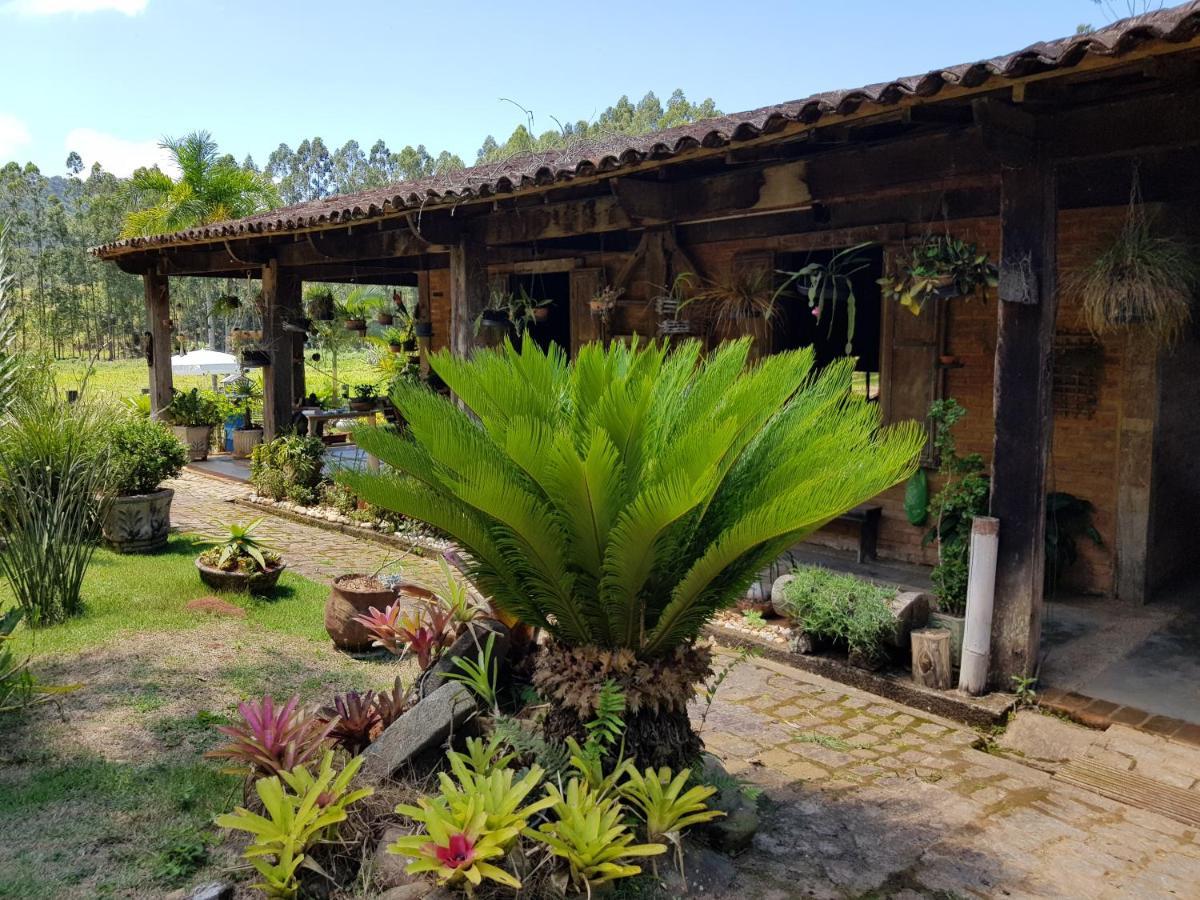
[143,270,173,417]
[449,227,489,357]
[613,161,811,223]
[261,259,301,440]
[1046,86,1200,161]
[988,147,1058,686]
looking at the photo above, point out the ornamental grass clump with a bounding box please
[339,338,924,768]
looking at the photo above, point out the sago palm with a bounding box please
[121,131,278,237]
[339,338,923,766]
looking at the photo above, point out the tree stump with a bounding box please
[911,627,952,690]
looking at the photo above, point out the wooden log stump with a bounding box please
[911,627,952,690]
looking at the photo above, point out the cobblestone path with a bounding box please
[175,470,1200,899]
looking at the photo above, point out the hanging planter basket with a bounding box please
[480,310,509,330]
[308,295,336,321]
[414,322,433,339]
[532,306,551,323]
[377,311,394,326]
[344,318,367,333]
[1070,176,1199,348]
[241,349,270,368]
[658,318,693,335]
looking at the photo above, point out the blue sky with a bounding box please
[0,0,1102,177]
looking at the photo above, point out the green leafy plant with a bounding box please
[742,609,767,629]
[108,416,189,496]
[449,734,517,778]
[0,226,17,417]
[165,388,223,428]
[1011,674,1039,708]
[923,399,989,616]
[206,694,335,777]
[250,434,325,504]
[681,265,780,327]
[199,519,281,574]
[0,390,113,626]
[878,235,998,316]
[445,632,501,713]
[777,242,874,353]
[780,566,897,664]
[620,765,724,846]
[0,605,81,713]
[339,286,384,325]
[338,338,923,766]
[319,689,381,754]
[215,751,373,898]
[351,383,379,401]
[525,778,667,890]
[1045,492,1103,591]
[353,600,452,668]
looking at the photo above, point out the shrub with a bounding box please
[0,391,112,626]
[165,388,223,428]
[250,434,325,503]
[781,566,896,664]
[339,338,923,767]
[108,416,189,496]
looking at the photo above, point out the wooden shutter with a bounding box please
[569,268,602,354]
[879,289,945,466]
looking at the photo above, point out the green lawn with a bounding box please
[53,351,383,404]
[0,534,410,899]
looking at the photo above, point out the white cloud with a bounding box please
[0,114,32,160]
[65,127,178,178]
[5,0,146,14]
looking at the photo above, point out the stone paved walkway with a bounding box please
[173,471,1200,899]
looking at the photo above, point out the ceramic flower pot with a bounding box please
[171,425,212,461]
[196,559,286,595]
[102,488,174,553]
[232,427,263,459]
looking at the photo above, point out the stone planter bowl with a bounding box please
[102,488,174,553]
[325,574,436,651]
[196,559,286,595]
[172,424,212,461]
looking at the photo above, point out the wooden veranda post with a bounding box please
[449,226,488,358]
[261,260,300,440]
[983,101,1059,686]
[143,269,173,417]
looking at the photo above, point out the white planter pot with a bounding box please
[172,425,212,461]
[232,428,263,459]
[102,488,174,553]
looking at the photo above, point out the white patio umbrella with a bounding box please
[170,349,240,377]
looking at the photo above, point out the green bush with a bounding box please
[0,392,113,626]
[165,388,223,428]
[250,435,325,504]
[781,566,896,664]
[108,417,189,496]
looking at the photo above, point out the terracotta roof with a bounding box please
[94,2,1200,258]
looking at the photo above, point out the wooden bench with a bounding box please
[836,504,882,563]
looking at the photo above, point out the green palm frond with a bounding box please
[340,338,924,656]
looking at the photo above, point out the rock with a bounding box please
[370,827,422,890]
[697,754,759,854]
[789,630,814,655]
[771,573,796,618]
[421,619,511,698]
[189,883,234,900]
[361,682,476,782]
[185,596,246,618]
[887,591,932,649]
[659,838,738,896]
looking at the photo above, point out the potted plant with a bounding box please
[228,376,264,459]
[305,285,337,322]
[212,294,241,316]
[878,235,998,316]
[376,308,394,326]
[474,287,512,335]
[414,321,433,339]
[239,347,270,368]
[382,325,415,354]
[102,417,189,553]
[510,287,552,332]
[325,572,437,651]
[340,287,383,334]
[349,383,379,412]
[165,388,223,461]
[778,242,874,354]
[1070,190,1199,347]
[196,519,286,594]
[590,284,624,322]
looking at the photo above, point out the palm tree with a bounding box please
[338,338,924,767]
[120,132,278,237]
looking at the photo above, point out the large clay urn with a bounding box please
[102,488,174,553]
[325,574,437,651]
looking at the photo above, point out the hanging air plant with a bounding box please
[1071,175,1199,347]
[778,242,874,354]
[878,235,997,316]
[212,294,241,316]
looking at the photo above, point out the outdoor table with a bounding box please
[301,406,383,472]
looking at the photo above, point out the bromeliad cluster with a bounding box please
[206,686,410,897]
[390,695,726,896]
